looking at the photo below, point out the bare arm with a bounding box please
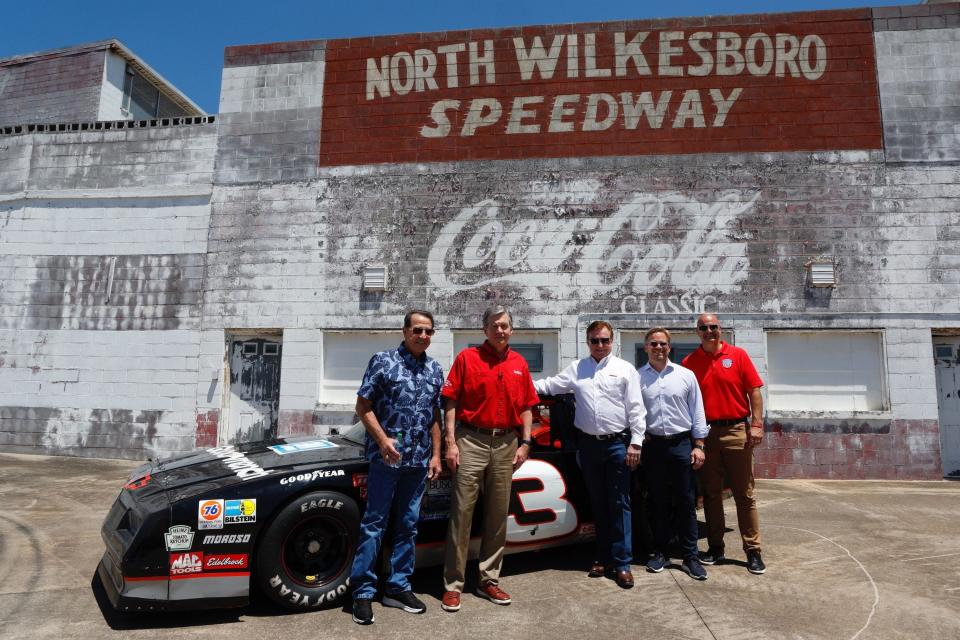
[443,397,460,473]
[747,386,764,448]
[513,408,532,469]
[428,407,442,480]
[355,396,400,464]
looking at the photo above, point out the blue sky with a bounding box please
[1,0,904,114]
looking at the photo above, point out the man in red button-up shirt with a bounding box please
[439,305,538,613]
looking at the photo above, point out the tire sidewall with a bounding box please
[256,490,359,610]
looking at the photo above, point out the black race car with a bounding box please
[98,396,617,612]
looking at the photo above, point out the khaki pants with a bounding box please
[701,422,761,553]
[443,426,518,592]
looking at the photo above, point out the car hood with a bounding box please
[144,435,365,500]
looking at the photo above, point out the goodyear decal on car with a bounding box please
[224,499,256,524]
[164,525,195,551]
[268,439,339,455]
[207,445,271,481]
[279,469,346,485]
[198,499,224,530]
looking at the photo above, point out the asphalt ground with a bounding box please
[0,452,958,640]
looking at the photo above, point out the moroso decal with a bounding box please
[224,499,257,524]
[203,533,252,544]
[206,445,271,481]
[170,552,204,575]
[268,440,339,455]
[204,554,249,571]
[198,499,224,530]
[164,525,195,551]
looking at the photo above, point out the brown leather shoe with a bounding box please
[587,562,605,578]
[614,569,634,589]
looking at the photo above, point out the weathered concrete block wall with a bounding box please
[0,49,105,127]
[874,4,960,162]
[0,123,217,459]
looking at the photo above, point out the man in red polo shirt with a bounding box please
[440,305,539,613]
[682,313,766,575]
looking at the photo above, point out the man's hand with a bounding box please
[691,447,705,470]
[625,444,642,470]
[427,455,442,480]
[445,441,460,474]
[379,438,401,465]
[746,423,764,449]
[513,442,530,470]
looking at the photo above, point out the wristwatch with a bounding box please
[519,439,532,447]
[693,443,705,451]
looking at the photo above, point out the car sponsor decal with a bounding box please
[506,459,579,544]
[268,439,339,455]
[279,469,346,485]
[224,499,256,524]
[198,499,224,530]
[204,553,249,571]
[170,552,204,575]
[206,445,271,481]
[300,497,344,513]
[202,533,252,545]
[164,525,195,551]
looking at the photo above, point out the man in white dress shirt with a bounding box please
[638,327,709,580]
[534,321,646,588]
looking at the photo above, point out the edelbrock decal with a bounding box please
[207,445,271,481]
[268,439,339,455]
[164,525,195,551]
[204,553,249,570]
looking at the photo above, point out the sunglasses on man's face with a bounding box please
[697,324,720,332]
[410,327,435,336]
[647,341,669,348]
[589,337,611,345]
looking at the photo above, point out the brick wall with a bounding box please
[874,4,960,162]
[0,49,105,127]
[0,122,216,458]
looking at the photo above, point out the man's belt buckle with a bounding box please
[595,430,627,441]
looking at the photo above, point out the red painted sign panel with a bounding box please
[319,9,881,166]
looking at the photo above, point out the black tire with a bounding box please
[256,491,360,610]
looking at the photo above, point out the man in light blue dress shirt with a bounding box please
[638,327,710,580]
[534,320,646,589]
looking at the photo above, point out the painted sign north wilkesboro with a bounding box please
[319,8,882,166]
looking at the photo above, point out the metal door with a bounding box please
[223,337,282,445]
[933,337,960,478]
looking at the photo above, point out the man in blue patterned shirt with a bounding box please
[349,310,444,625]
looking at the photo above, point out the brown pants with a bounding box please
[443,426,518,593]
[701,422,761,553]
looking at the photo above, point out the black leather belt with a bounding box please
[457,422,517,437]
[709,416,749,428]
[645,431,691,443]
[583,429,628,441]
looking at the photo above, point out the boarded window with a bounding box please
[454,330,559,378]
[322,331,398,404]
[766,331,887,412]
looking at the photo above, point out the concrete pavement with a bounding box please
[0,451,957,639]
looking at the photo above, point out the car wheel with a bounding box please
[256,491,360,610]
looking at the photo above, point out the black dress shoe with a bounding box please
[614,569,634,589]
[588,562,605,578]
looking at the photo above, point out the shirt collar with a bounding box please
[397,342,427,368]
[480,340,511,361]
[641,359,673,374]
[699,342,727,358]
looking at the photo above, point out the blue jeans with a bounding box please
[578,432,632,571]
[350,460,428,600]
[644,436,698,559]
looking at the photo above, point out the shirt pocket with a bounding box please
[598,372,625,399]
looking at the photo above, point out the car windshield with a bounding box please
[340,422,366,446]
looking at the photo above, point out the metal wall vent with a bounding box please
[362,265,388,291]
[807,260,837,287]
